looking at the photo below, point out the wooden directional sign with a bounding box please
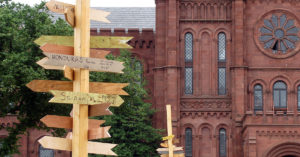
[27,80,129,95]
[35,36,133,49]
[89,103,113,117]
[49,90,124,107]
[37,57,63,70]
[40,44,110,59]
[41,115,105,129]
[41,52,124,73]
[88,126,111,140]
[38,136,117,156]
[64,7,75,27]
[46,0,110,23]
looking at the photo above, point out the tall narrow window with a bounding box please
[185,128,193,157]
[254,84,263,111]
[273,81,287,110]
[298,86,300,111]
[218,33,226,95]
[39,145,54,157]
[185,33,193,94]
[219,128,227,157]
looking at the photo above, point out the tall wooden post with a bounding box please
[73,0,90,156]
[166,105,174,157]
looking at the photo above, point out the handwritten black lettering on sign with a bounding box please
[43,52,124,73]
[49,90,124,107]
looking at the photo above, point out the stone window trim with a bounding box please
[273,81,287,111]
[254,9,300,59]
[254,84,264,112]
[184,32,194,95]
[185,128,193,157]
[218,32,227,95]
[219,128,227,157]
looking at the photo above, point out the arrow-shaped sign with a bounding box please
[37,57,63,70]
[89,103,113,117]
[66,126,111,140]
[38,136,117,156]
[40,44,110,59]
[35,36,133,49]
[41,115,105,129]
[27,80,129,95]
[41,52,124,73]
[64,7,75,27]
[46,0,110,23]
[88,126,111,140]
[49,90,124,107]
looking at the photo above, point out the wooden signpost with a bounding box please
[38,136,117,155]
[39,44,110,59]
[157,105,185,157]
[46,0,111,25]
[49,90,124,106]
[41,52,124,73]
[26,80,129,95]
[26,0,133,156]
[35,36,133,49]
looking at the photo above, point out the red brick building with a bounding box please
[2,1,300,156]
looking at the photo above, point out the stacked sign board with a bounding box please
[26,0,132,156]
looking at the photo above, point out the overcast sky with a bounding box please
[11,0,155,7]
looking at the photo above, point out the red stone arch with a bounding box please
[269,75,292,93]
[214,28,231,41]
[180,123,196,157]
[198,123,213,137]
[263,142,300,157]
[293,80,300,94]
[215,123,231,157]
[248,79,268,111]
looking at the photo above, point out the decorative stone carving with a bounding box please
[180,98,231,112]
[256,130,300,137]
[180,111,231,119]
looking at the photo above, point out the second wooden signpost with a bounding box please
[26,0,132,156]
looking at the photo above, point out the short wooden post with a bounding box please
[166,105,174,157]
[72,0,90,156]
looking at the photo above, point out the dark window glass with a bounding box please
[273,81,287,109]
[254,84,263,111]
[218,68,226,95]
[185,33,193,62]
[39,145,54,157]
[218,33,226,61]
[219,128,227,157]
[185,128,192,157]
[185,68,193,94]
[298,86,300,111]
[134,61,143,85]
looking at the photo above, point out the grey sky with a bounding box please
[11,0,155,7]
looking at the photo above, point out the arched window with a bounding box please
[218,33,226,95]
[254,84,263,111]
[297,85,300,111]
[185,33,193,94]
[185,128,193,157]
[273,81,287,110]
[219,128,227,157]
[39,145,54,157]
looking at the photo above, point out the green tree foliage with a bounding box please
[0,0,73,155]
[89,51,162,157]
[0,0,162,156]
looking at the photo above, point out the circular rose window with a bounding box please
[254,10,300,58]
